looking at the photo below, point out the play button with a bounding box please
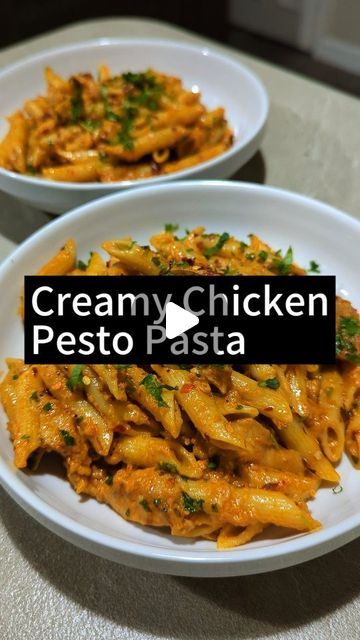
[165,302,199,339]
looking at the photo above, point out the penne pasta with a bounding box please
[1,226,359,549]
[0,67,232,182]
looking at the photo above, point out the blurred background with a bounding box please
[1,0,359,96]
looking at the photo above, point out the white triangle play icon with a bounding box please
[165,302,199,340]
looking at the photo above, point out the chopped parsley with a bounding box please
[339,316,360,337]
[124,72,163,111]
[308,260,320,273]
[76,259,88,271]
[67,365,84,391]
[139,498,151,512]
[76,252,93,271]
[140,374,177,408]
[102,72,163,151]
[20,434,30,440]
[158,462,178,474]
[12,374,19,380]
[151,256,170,275]
[70,79,84,122]
[153,497,168,512]
[59,429,75,446]
[164,223,179,233]
[105,474,114,486]
[207,455,219,470]
[272,246,293,275]
[42,402,53,412]
[182,492,204,514]
[258,377,280,390]
[80,119,100,133]
[336,316,360,363]
[223,266,237,275]
[258,250,268,262]
[204,232,230,259]
[101,85,136,150]
[246,252,255,261]
[29,391,39,401]
[116,111,135,151]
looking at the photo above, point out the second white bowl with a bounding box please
[0,38,268,214]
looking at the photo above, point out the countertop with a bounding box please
[0,17,360,640]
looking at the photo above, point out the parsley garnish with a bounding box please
[140,374,177,408]
[151,256,169,275]
[164,223,179,233]
[182,492,204,514]
[258,250,268,262]
[207,455,219,470]
[139,498,151,512]
[42,402,53,412]
[67,365,84,391]
[153,497,168,512]
[158,462,178,474]
[336,316,360,363]
[101,85,137,150]
[204,232,230,259]
[30,391,39,401]
[339,316,360,337]
[70,79,84,122]
[308,260,320,273]
[20,434,30,440]
[116,110,135,151]
[124,72,163,111]
[105,474,113,486]
[76,252,92,271]
[80,119,100,133]
[272,246,293,275]
[223,266,237,275]
[258,377,280,390]
[59,429,75,446]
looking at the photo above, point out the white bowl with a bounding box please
[1,180,359,577]
[0,38,268,214]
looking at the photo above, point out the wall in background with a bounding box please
[327,0,360,47]
[229,0,360,74]
[0,1,228,49]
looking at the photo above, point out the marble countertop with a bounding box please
[0,17,359,640]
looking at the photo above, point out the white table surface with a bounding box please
[0,17,360,640]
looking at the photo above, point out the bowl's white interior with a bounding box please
[1,181,360,566]
[0,39,265,152]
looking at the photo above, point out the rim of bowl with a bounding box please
[0,37,269,191]
[0,179,360,569]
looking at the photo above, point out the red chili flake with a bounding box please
[180,383,195,394]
